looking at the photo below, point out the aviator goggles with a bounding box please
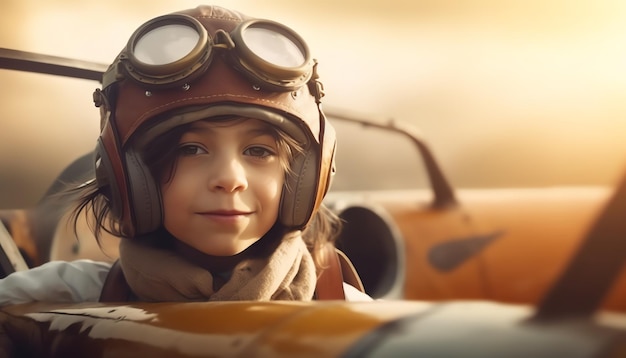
[104,14,314,92]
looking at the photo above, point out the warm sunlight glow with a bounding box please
[1,0,625,207]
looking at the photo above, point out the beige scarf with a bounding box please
[118,232,316,301]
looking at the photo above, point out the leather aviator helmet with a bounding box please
[93,5,336,237]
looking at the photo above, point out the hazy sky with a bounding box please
[2,0,626,208]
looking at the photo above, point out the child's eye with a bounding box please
[244,146,275,159]
[178,144,207,156]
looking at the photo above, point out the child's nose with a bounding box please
[208,156,248,192]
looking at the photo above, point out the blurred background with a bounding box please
[1,0,626,208]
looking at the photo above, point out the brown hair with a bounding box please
[71,117,341,268]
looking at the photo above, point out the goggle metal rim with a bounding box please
[125,14,211,83]
[230,19,313,81]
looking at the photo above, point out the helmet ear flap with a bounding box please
[95,138,124,219]
[278,112,337,230]
[95,126,162,237]
[279,149,320,229]
[124,149,162,235]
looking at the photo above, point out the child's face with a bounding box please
[160,118,284,256]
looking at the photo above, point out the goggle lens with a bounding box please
[242,27,306,68]
[134,24,200,66]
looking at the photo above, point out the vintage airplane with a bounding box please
[1,47,626,356]
[0,47,621,306]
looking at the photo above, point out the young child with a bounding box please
[0,5,370,303]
